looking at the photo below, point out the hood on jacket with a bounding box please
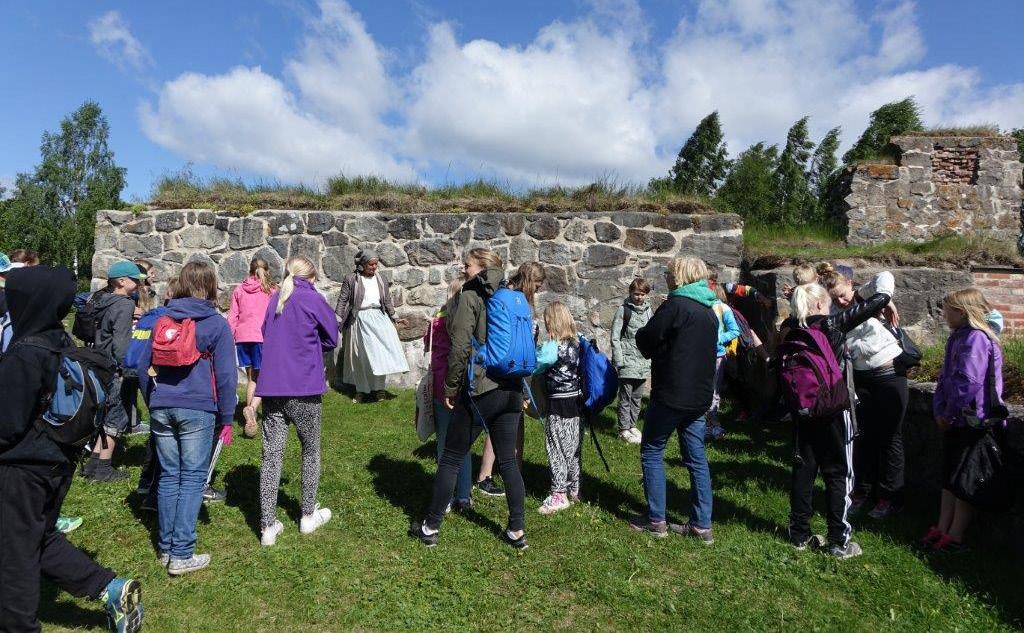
[94,290,135,313]
[166,297,220,320]
[6,265,75,341]
[668,280,717,307]
[623,298,650,313]
[469,268,505,297]
[241,276,270,294]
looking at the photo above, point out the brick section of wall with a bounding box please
[973,269,1024,334]
[932,144,979,185]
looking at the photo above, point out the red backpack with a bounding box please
[151,316,202,367]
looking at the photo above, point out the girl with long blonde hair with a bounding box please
[255,256,339,546]
[229,256,278,437]
[923,287,1005,553]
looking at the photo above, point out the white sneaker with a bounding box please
[619,429,641,445]
[300,507,332,534]
[261,520,284,547]
[538,493,570,515]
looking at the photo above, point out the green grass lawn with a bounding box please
[44,391,1022,631]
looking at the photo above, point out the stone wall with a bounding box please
[92,209,743,387]
[839,135,1023,246]
[974,268,1024,335]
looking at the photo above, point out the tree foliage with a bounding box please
[809,127,841,205]
[716,142,780,223]
[842,97,924,164]
[772,116,817,224]
[1010,128,1024,163]
[0,101,125,277]
[657,111,730,197]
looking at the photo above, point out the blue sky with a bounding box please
[2,0,1022,200]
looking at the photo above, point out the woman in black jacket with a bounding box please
[630,257,720,543]
[0,266,142,632]
[784,274,892,560]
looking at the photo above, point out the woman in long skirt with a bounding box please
[334,249,409,402]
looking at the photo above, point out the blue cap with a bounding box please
[0,253,11,274]
[107,261,147,280]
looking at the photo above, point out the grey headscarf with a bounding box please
[354,249,379,274]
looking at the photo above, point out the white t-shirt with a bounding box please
[360,275,381,308]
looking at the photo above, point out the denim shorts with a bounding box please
[236,342,263,370]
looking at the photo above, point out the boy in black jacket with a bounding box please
[0,266,142,632]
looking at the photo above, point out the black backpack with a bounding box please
[71,290,106,346]
[3,334,117,449]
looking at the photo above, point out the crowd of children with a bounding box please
[0,241,1013,630]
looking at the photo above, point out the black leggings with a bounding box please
[426,386,526,531]
[853,369,909,503]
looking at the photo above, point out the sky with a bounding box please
[1,0,1023,201]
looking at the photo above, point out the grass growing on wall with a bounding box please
[148,172,721,215]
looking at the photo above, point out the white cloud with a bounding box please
[139,1,415,184]
[89,11,152,72]
[404,18,659,184]
[138,0,1024,188]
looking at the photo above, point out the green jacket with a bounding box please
[444,268,505,399]
[610,299,652,380]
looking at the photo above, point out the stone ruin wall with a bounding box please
[92,209,744,387]
[840,135,1023,246]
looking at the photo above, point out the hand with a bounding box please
[882,303,900,328]
[219,424,233,446]
[935,416,950,431]
[522,399,530,411]
[445,396,455,410]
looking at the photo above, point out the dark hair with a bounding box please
[10,249,40,266]
[629,278,651,294]
[178,262,218,302]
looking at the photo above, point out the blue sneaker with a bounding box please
[101,577,143,632]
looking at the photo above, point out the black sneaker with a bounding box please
[408,521,438,547]
[85,465,129,483]
[451,499,474,514]
[503,529,529,550]
[791,534,827,551]
[475,477,505,497]
[202,486,226,503]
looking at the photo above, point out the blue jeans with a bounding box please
[640,399,713,528]
[434,399,472,503]
[151,407,215,560]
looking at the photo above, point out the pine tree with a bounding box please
[1,101,125,276]
[773,116,816,225]
[809,127,841,207]
[716,142,780,223]
[843,97,923,164]
[665,111,730,196]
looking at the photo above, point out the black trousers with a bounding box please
[426,386,526,532]
[789,411,855,547]
[853,371,909,503]
[0,465,115,632]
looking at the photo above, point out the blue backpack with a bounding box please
[124,306,168,373]
[469,286,537,389]
[2,335,117,449]
[580,336,618,415]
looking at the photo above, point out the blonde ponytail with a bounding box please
[276,256,317,314]
[250,257,276,294]
[791,283,830,327]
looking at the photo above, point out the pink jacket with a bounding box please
[425,314,452,401]
[228,277,273,343]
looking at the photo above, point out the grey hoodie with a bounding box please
[610,299,652,380]
[94,291,136,365]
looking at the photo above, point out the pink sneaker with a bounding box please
[538,493,570,515]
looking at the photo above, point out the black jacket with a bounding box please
[0,266,79,470]
[780,292,892,365]
[635,295,719,415]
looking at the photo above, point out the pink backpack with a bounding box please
[778,325,849,419]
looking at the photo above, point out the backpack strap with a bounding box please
[619,306,632,339]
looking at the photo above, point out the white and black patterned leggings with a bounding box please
[260,396,323,529]
[544,412,583,495]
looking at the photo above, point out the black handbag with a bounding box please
[885,323,922,373]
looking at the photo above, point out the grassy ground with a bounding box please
[744,222,1023,268]
[145,173,719,215]
[911,336,1024,403]
[43,391,1022,631]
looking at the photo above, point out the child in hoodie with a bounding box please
[611,278,652,445]
[256,257,339,547]
[707,283,742,440]
[83,260,147,483]
[229,257,276,438]
[138,263,238,576]
[922,287,1005,553]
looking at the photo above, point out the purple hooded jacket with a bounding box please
[255,278,339,397]
[933,326,1004,427]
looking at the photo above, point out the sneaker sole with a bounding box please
[110,579,143,633]
[168,562,210,576]
[628,524,668,538]
[476,489,506,497]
